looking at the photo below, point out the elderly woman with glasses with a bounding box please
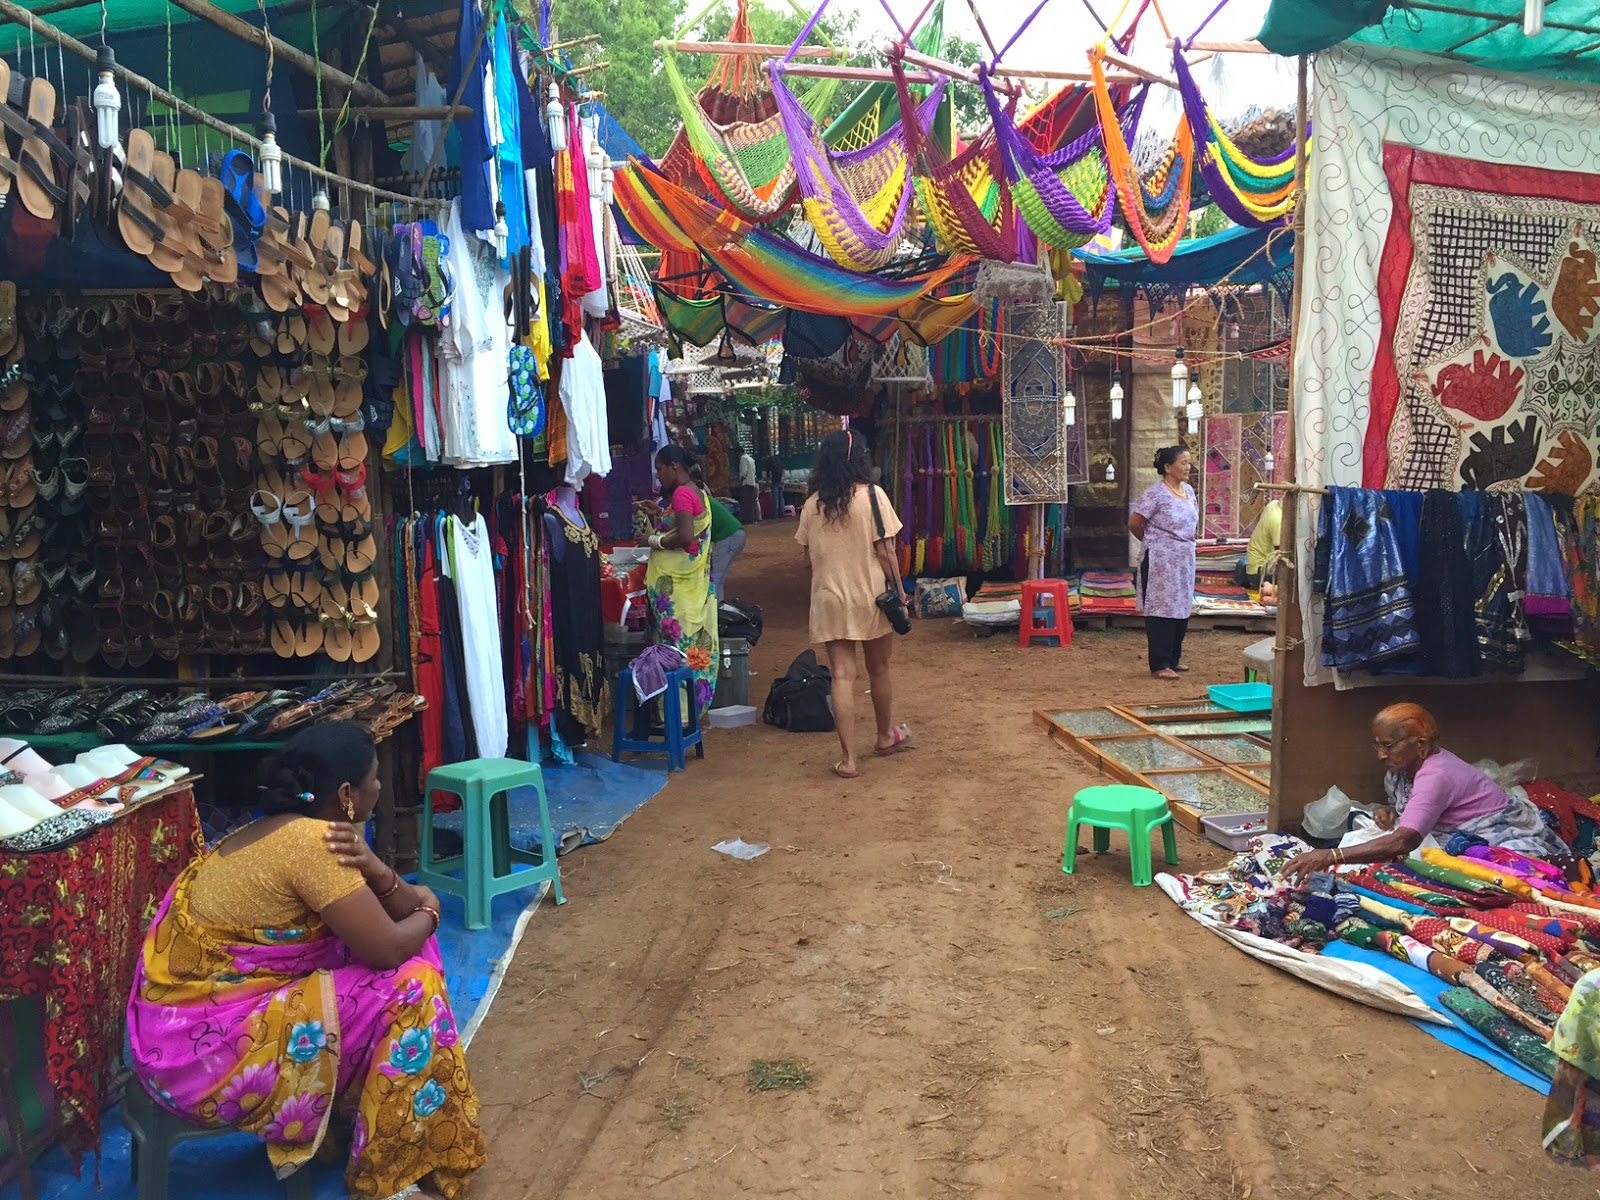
[1284,702,1568,881]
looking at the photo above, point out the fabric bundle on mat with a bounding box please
[1316,486,1422,670]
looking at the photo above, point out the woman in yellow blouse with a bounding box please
[127,724,485,1199]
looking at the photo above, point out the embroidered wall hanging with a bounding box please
[1001,302,1073,504]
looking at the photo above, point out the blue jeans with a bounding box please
[711,527,746,602]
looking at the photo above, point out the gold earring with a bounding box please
[342,796,356,822]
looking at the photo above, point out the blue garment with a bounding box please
[1319,486,1422,671]
[491,16,530,263]
[1525,491,1570,601]
[451,0,495,232]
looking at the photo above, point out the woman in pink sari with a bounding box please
[127,725,485,1198]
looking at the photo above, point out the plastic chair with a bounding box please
[1061,784,1178,887]
[121,1077,312,1200]
[417,758,564,931]
[612,664,704,772]
[1019,579,1072,648]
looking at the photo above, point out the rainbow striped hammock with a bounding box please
[768,63,947,273]
[978,66,1141,254]
[614,160,971,317]
[1171,49,1298,227]
[1089,49,1194,264]
[661,49,840,223]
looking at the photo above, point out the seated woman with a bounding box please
[127,725,486,1199]
[1286,702,1568,881]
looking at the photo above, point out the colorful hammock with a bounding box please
[615,161,971,317]
[1088,48,1194,264]
[1171,50,1297,227]
[979,66,1134,254]
[724,294,787,345]
[768,64,946,272]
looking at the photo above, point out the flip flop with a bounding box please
[0,62,12,212]
[144,152,188,273]
[4,77,69,222]
[218,149,266,272]
[831,762,861,780]
[874,725,914,756]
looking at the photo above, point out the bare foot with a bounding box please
[1152,668,1180,680]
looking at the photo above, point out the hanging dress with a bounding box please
[547,503,608,742]
[645,486,719,714]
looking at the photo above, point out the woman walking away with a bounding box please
[127,724,485,1199]
[1130,445,1198,679]
[796,429,912,780]
[641,444,720,714]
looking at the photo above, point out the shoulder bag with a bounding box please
[867,485,912,636]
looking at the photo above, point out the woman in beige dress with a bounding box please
[795,430,912,779]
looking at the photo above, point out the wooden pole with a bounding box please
[0,0,439,207]
[1162,38,1269,53]
[372,0,454,79]
[1269,53,1310,831]
[991,65,1146,84]
[653,39,846,59]
[778,63,938,84]
[299,105,477,121]
[162,0,392,106]
[1096,48,1179,89]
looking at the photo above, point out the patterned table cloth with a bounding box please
[0,787,201,1164]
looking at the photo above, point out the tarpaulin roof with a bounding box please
[1257,1,1600,85]
[1075,223,1295,310]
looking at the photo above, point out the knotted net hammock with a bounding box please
[1088,49,1194,264]
[1171,50,1297,227]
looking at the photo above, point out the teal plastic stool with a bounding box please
[418,758,565,930]
[121,1076,313,1200]
[1061,784,1179,887]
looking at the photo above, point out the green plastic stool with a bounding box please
[121,1076,313,1200]
[418,758,565,931]
[1061,784,1179,887]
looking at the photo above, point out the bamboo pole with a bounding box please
[1096,48,1179,89]
[778,62,938,84]
[162,0,391,105]
[991,65,1146,84]
[653,39,846,59]
[0,0,440,207]
[299,105,477,121]
[563,60,610,77]
[1162,38,1269,54]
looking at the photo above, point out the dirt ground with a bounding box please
[469,520,1581,1200]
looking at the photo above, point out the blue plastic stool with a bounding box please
[1061,784,1179,887]
[417,757,564,930]
[612,664,705,772]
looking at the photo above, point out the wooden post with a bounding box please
[163,0,392,105]
[1268,54,1310,832]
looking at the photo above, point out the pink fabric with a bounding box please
[668,485,705,518]
[1398,749,1509,837]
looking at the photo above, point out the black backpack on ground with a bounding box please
[717,599,764,645]
[763,650,834,732]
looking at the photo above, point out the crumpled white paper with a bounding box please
[712,838,770,860]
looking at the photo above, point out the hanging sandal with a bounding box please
[2,77,69,222]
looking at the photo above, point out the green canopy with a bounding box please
[1257,0,1600,85]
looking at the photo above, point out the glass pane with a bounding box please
[1241,763,1272,782]
[1181,735,1272,764]
[1125,701,1230,717]
[1049,710,1143,736]
[1149,717,1272,736]
[1089,737,1206,771]
[1151,771,1267,815]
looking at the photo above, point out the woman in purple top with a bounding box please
[1129,446,1198,678]
[1284,703,1568,880]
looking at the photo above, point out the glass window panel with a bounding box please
[1049,710,1143,736]
[1150,771,1267,814]
[1088,737,1206,771]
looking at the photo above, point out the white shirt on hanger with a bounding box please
[560,331,612,487]
[439,200,518,466]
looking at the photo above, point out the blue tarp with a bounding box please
[1075,224,1296,310]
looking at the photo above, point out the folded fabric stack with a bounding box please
[1164,829,1600,1104]
[1076,570,1137,613]
[1193,575,1271,617]
[961,580,1023,628]
[1196,539,1248,577]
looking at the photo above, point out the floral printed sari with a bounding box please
[127,856,486,1197]
[645,484,719,714]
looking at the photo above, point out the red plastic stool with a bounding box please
[1019,579,1073,648]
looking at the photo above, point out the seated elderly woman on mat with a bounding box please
[127,723,486,1199]
[1284,702,1568,882]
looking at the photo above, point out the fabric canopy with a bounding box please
[1258,0,1600,85]
[1076,224,1295,308]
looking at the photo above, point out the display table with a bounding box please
[0,786,202,1168]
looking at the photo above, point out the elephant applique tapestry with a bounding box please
[1365,145,1600,496]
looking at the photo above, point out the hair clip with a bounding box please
[299,791,315,803]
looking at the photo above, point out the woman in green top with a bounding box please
[708,496,746,602]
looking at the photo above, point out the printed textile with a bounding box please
[1546,969,1600,1166]
[0,788,201,1162]
[1292,46,1600,686]
[1000,302,1071,504]
[645,487,719,715]
[127,854,486,1197]
[1439,986,1560,1078]
[1316,486,1420,670]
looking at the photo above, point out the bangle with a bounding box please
[376,868,401,900]
[1333,848,1345,866]
[415,904,441,935]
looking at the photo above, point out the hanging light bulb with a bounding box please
[312,188,331,213]
[1064,387,1076,426]
[1185,380,1204,435]
[1104,459,1116,483]
[1109,369,1124,421]
[92,45,121,150]
[493,201,509,256]
[601,164,615,206]
[1524,0,1545,36]
[1171,346,1188,409]
[1188,380,1202,406]
[587,136,604,196]
[1264,449,1276,475]
[257,108,283,195]
[546,82,567,153]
